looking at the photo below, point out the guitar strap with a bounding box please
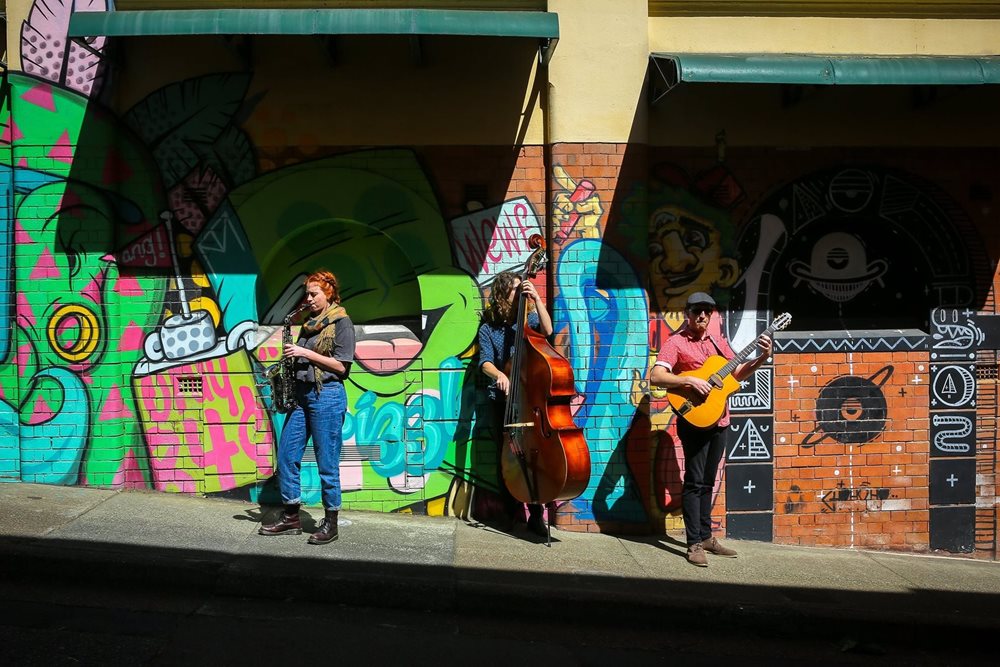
[706,334,727,358]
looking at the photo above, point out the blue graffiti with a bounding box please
[250,355,469,503]
[555,239,648,518]
[343,356,464,478]
[0,398,18,480]
[196,201,265,331]
[5,367,91,484]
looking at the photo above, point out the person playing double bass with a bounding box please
[477,269,553,537]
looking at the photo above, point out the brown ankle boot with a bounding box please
[258,504,302,535]
[308,509,339,544]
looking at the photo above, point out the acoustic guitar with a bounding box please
[667,312,791,429]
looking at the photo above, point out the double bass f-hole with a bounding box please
[535,407,554,439]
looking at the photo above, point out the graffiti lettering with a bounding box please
[448,197,541,284]
[119,226,171,269]
[821,481,893,513]
[343,357,463,479]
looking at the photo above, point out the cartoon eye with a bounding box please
[826,247,850,270]
[683,229,708,250]
[652,211,677,228]
[648,243,664,257]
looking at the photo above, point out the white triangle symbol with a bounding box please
[729,420,770,460]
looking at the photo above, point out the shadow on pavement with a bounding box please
[1,532,998,656]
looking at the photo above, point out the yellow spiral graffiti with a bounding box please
[47,304,101,362]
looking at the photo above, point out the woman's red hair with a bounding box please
[305,270,340,304]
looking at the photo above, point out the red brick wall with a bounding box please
[773,352,931,550]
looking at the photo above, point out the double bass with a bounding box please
[500,235,590,533]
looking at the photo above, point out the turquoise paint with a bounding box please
[556,240,649,521]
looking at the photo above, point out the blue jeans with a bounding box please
[277,381,347,510]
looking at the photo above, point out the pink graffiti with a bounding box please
[16,292,35,327]
[113,273,145,297]
[30,248,61,280]
[138,359,273,492]
[146,429,202,492]
[138,374,172,423]
[2,118,25,144]
[98,384,134,422]
[112,449,150,490]
[48,130,74,164]
[204,412,241,487]
[27,393,54,425]
[20,83,56,112]
[118,322,144,352]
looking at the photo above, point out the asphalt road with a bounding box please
[0,575,989,666]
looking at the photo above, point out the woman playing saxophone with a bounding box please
[259,270,355,544]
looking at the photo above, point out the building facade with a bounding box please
[3,0,1000,558]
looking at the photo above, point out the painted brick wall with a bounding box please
[773,352,931,551]
[546,142,651,533]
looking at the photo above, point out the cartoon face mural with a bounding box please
[644,163,744,316]
[648,203,739,313]
[789,232,888,303]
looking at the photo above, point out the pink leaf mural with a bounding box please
[20,0,109,97]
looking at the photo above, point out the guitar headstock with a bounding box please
[772,312,792,331]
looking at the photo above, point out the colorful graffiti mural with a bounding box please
[3,0,996,558]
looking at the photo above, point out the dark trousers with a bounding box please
[677,419,726,545]
[489,399,543,522]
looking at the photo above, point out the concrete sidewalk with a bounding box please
[2,483,999,645]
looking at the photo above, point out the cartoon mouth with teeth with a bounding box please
[353,304,451,374]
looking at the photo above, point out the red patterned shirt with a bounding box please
[655,327,736,427]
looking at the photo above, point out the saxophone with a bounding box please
[265,304,308,413]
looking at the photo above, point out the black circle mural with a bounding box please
[732,166,987,332]
[801,365,893,447]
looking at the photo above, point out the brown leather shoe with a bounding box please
[687,542,708,567]
[308,509,339,545]
[258,505,302,536]
[702,536,738,558]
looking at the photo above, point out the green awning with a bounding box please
[652,53,1000,87]
[68,8,559,39]
[649,53,1000,105]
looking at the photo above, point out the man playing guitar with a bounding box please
[649,292,772,567]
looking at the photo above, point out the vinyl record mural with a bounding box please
[730,167,987,332]
[801,365,893,448]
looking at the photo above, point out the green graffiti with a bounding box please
[3,73,166,486]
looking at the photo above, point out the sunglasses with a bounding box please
[688,307,714,315]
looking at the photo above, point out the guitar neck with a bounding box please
[718,323,775,378]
